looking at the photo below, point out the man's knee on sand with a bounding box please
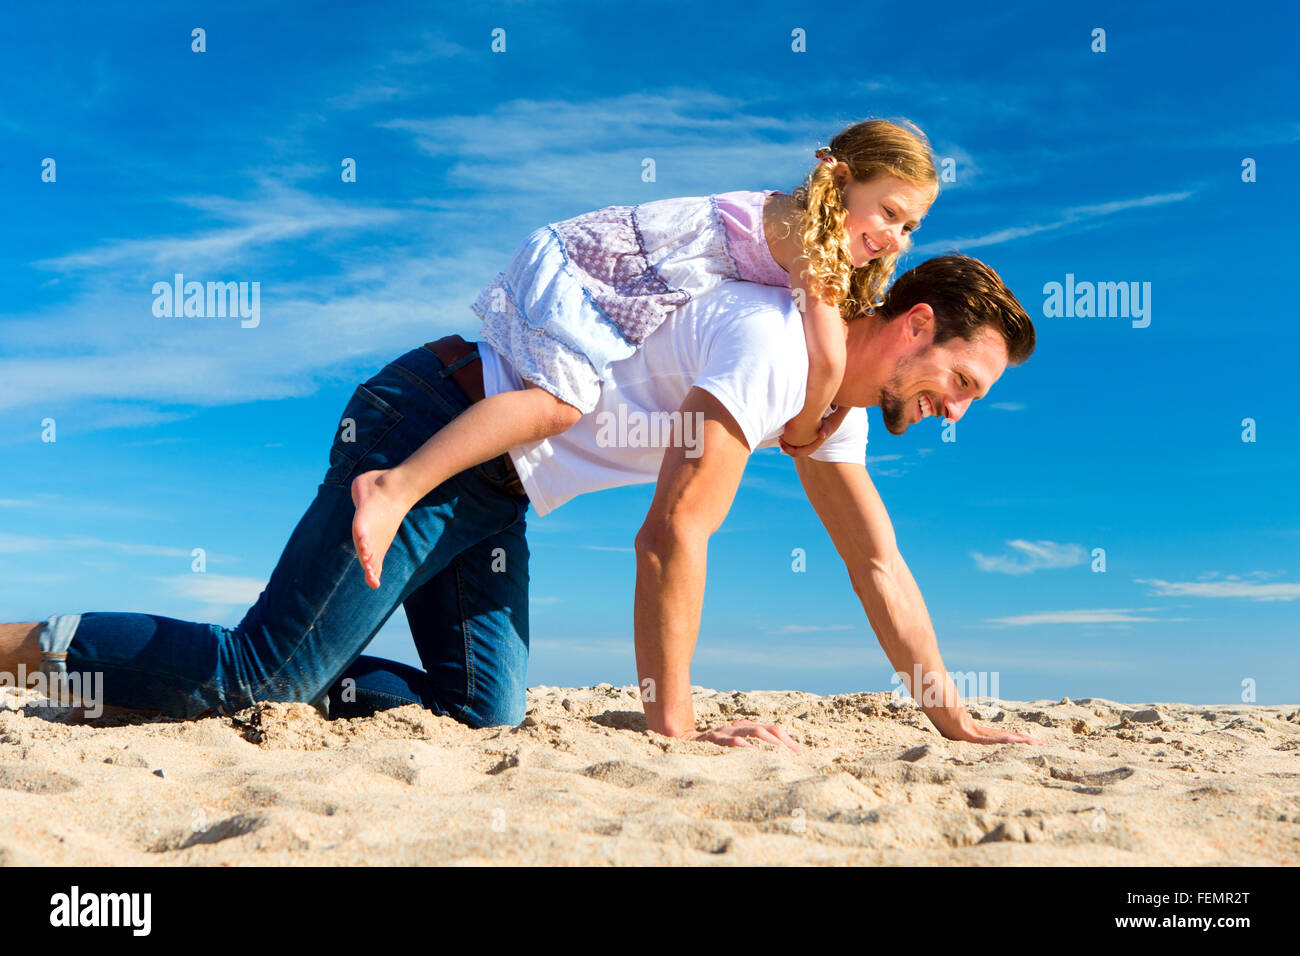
[473,696,527,729]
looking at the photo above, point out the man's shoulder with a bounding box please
[685,281,805,361]
[667,281,811,452]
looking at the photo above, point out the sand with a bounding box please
[1,683,1297,865]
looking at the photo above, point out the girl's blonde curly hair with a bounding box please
[790,118,938,320]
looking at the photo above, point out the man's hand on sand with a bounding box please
[685,719,803,753]
[946,718,1044,746]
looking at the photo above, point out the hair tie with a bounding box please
[815,147,835,165]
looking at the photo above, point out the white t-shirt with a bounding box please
[480,280,869,516]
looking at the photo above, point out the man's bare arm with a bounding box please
[794,456,1041,745]
[634,387,801,752]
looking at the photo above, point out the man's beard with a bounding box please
[878,371,912,436]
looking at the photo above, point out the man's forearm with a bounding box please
[633,526,709,738]
[853,554,972,738]
[793,459,990,742]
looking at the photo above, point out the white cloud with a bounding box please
[1138,577,1300,602]
[34,184,404,274]
[1,217,492,418]
[157,573,267,606]
[971,539,1087,575]
[912,190,1194,256]
[326,33,476,110]
[984,608,1161,626]
[0,533,51,553]
[0,533,236,563]
[740,473,807,500]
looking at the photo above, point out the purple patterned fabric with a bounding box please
[715,190,792,290]
[470,192,797,410]
[550,205,691,346]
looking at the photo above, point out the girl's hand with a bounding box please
[780,436,825,457]
[774,429,826,457]
[780,418,824,455]
[781,405,851,457]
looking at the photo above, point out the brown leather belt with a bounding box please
[425,334,485,402]
[424,334,525,497]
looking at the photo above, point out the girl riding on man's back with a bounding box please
[352,118,939,588]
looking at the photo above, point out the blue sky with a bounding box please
[2,1,1297,705]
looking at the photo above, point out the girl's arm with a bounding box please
[782,271,847,450]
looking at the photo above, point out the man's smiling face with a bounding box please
[832,254,1035,435]
[876,316,1010,435]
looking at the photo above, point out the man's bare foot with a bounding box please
[351,469,409,589]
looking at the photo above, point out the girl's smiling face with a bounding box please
[837,170,933,267]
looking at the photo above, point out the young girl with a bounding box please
[351,118,938,588]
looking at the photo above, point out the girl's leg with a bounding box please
[351,384,578,589]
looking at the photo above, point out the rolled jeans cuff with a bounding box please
[39,613,81,681]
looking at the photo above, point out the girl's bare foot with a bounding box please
[350,470,409,589]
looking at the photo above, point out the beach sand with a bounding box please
[1,684,1297,865]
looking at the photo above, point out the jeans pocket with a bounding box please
[323,384,404,487]
[474,454,526,498]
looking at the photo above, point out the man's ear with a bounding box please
[905,303,936,339]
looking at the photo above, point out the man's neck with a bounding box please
[842,314,888,409]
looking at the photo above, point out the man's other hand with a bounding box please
[945,717,1044,746]
[683,719,803,753]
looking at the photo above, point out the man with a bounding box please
[0,253,1040,751]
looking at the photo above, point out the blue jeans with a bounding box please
[46,344,532,728]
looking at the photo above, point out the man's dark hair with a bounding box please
[874,253,1036,364]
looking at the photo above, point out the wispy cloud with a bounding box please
[156,573,266,605]
[972,540,1087,575]
[741,473,806,500]
[34,182,404,274]
[379,89,820,222]
[1138,577,1300,602]
[913,190,1194,255]
[1,194,489,418]
[984,608,1162,627]
[325,32,476,110]
[0,533,234,562]
[3,90,834,426]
